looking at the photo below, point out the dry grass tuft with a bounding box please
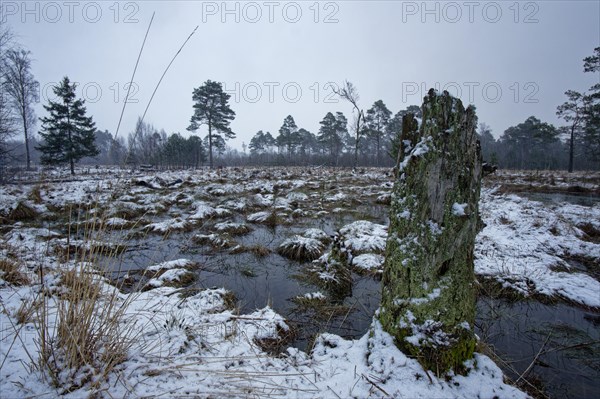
[253,324,297,355]
[9,201,38,221]
[31,214,141,394]
[214,222,252,236]
[28,185,44,204]
[577,223,600,243]
[230,244,271,257]
[250,245,271,257]
[192,233,235,249]
[0,259,30,286]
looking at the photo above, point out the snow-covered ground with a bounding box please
[1,166,598,397]
[476,187,600,308]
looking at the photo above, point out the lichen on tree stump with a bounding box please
[379,89,482,375]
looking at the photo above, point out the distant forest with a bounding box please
[3,112,599,171]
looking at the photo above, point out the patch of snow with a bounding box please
[339,220,388,254]
[302,228,330,242]
[147,259,194,272]
[247,211,273,223]
[452,202,468,216]
[300,292,326,300]
[351,253,385,271]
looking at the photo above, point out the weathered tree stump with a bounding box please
[379,89,482,375]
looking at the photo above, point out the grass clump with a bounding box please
[277,235,325,262]
[31,214,140,394]
[0,259,30,286]
[577,223,600,243]
[214,222,252,236]
[8,201,38,222]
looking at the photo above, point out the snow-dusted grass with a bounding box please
[339,220,388,255]
[278,235,325,261]
[476,188,600,308]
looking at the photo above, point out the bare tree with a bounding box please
[126,117,165,166]
[3,48,38,169]
[0,26,16,174]
[0,82,17,166]
[333,80,365,168]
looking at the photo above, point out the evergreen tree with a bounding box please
[557,90,586,172]
[364,100,392,166]
[249,130,276,156]
[187,135,205,167]
[297,128,317,156]
[499,116,560,169]
[334,112,349,160]
[277,115,298,157]
[317,112,340,162]
[187,80,236,168]
[162,133,187,168]
[263,132,276,153]
[582,47,600,163]
[249,130,267,155]
[37,77,99,175]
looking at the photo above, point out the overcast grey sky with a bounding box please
[3,0,599,149]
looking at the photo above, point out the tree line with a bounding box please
[1,26,598,175]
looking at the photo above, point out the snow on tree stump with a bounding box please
[379,89,482,376]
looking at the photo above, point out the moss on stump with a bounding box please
[379,89,482,376]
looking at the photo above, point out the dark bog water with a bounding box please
[104,202,599,397]
[105,205,387,349]
[477,298,600,399]
[519,192,600,207]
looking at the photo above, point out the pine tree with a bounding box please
[317,112,340,163]
[582,47,600,163]
[249,130,267,155]
[364,100,391,166]
[187,80,236,168]
[277,115,299,158]
[37,77,99,175]
[556,90,586,172]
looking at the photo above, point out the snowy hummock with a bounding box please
[247,211,273,223]
[188,201,217,220]
[302,228,330,243]
[146,258,195,272]
[145,268,193,288]
[278,235,325,261]
[339,220,388,254]
[145,217,189,233]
